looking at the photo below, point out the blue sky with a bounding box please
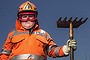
[0,0,90,60]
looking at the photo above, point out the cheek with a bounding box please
[28,22,35,27]
[30,22,35,26]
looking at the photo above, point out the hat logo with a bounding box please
[24,3,32,10]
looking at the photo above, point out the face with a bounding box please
[20,14,36,29]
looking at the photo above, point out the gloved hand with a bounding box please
[62,39,77,55]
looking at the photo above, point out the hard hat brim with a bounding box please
[17,10,38,17]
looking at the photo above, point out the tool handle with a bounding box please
[69,22,74,60]
[70,47,74,60]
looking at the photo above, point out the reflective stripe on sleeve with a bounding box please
[48,45,57,53]
[54,47,60,57]
[1,49,11,55]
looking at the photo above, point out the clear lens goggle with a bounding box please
[18,12,37,22]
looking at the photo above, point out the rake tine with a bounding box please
[73,17,78,22]
[78,17,83,21]
[57,17,62,23]
[77,17,83,25]
[83,18,88,23]
[63,17,67,21]
[59,17,62,21]
[68,17,72,22]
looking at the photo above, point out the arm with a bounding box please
[45,32,66,58]
[47,39,67,58]
[46,34,76,58]
[0,31,14,60]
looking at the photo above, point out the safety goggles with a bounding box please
[18,12,37,22]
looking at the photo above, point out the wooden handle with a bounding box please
[69,22,74,60]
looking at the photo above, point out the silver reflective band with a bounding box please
[1,49,11,55]
[10,29,50,40]
[48,45,57,53]
[10,54,44,60]
[54,47,60,57]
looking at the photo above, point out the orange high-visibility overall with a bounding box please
[0,20,66,60]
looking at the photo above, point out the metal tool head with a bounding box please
[57,17,88,28]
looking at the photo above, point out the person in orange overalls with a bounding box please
[0,1,77,60]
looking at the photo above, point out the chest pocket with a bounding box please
[11,34,26,43]
[10,29,29,43]
[36,35,48,44]
[35,29,50,44]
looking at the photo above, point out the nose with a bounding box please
[27,17,30,20]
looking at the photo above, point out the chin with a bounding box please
[25,27,32,29]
